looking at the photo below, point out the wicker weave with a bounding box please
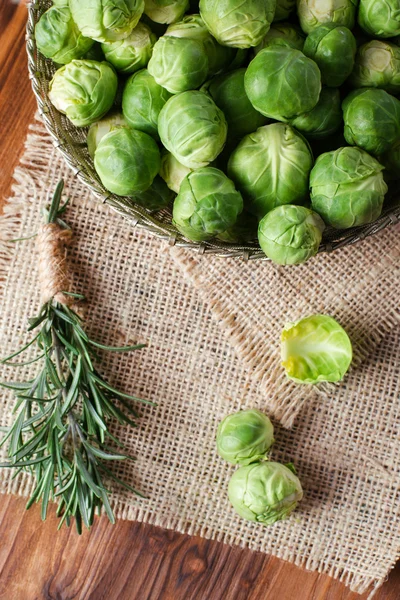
[27,0,400,260]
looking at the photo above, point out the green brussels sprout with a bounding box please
[143,0,189,24]
[69,0,145,43]
[216,409,274,465]
[281,314,353,383]
[228,462,303,524]
[274,0,296,21]
[122,69,172,139]
[131,175,175,209]
[255,23,305,53]
[258,205,325,265]
[343,88,400,155]
[94,128,160,195]
[228,123,314,219]
[101,23,156,73]
[379,138,400,181]
[35,5,94,65]
[199,0,276,49]
[159,150,193,192]
[172,167,243,241]
[48,60,118,127]
[245,46,321,121]
[87,112,129,159]
[148,36,208,93]
[216,211,259,243]
[289,87,342,140]
[358,0,400,38]
[201,69,268,140]
[297,0,358,35]
[303,24,356,87]
[158,91,227,168]
[349,40,400,94]
[310,146,387,229]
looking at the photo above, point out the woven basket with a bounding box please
[26,0,400,260]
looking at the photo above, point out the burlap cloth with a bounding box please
[0,117,399,597]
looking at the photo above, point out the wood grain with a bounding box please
[0,3,399,599]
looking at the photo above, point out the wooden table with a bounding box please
[1,3,399,599]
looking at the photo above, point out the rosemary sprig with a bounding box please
[0,181,152,533]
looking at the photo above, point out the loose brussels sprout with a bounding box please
[216,409,275,465]
[87,112,129,158]
[303,24,356,87]
[35,5,94,64]
[172,167,243,241]
[379,138,400,181]
[228,124,313,219]
[201,69,268,140]
[297,0,358,35]
[281,314,353,383]
[49,60,118,127]
[274,0,296,21]
[69,0,145,43]
[228,462,303,525]
[148,36,208,93]
[131,175,175,210]
[358,0,400,39]
[289,87,342,140]
[255,23,305,53]
[258,205,325,265]
[122,69,172,139]
[244,46,321,121]
[199,0,276,49]
[342,88,400,155]
[94,128,160,195]
[143,0,189,24]
[158,91,227,168]
[349,41,400,94]
[159,150,193,192]
[310,147,387,228]
[216,211,259,243]
[101,23,156,73]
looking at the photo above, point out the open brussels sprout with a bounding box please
[258,205,325,265]
[274,0,296,22]
[228,462,303,525]
[349,40,400,94]
[245,46,321,121]
[216,409,274,465]
[228,124,314,219]
[297,0,358,35]
[303,24,356,87]
[172,167,243,241]
[358,0,400,39]
[101,23,156,73]
[310,146,387,229]
[49,60,118,127]
[159,150,193,193]
[94,128,160,195]
[87,112,129,159]
[131,175,175,210]
[35,5,94,64]
[256,23,305,53]
[199,0,276,48]
[281,314,353,384]
[143,0,189,24]
[343,88,400,155]
[69,0,144,43]
[158,91,227,168]
[289,87,342,140]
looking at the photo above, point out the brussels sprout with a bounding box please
[379,138,400,181]
[349,40,400,94]
[202,69,268,140]
[358,0,400,39]
[258,205,325,265]
[289,87,342,140]
[158,91,227,168]
[297,0,358,35]
[131,175,175,210]
[69,0,145,43]
[122,69,172,139]
[101,23,156,73]
[199,0,276,49]
[310,147,387,229]
[143,0,189,24]
[87,112,129,159]
[159,150,193,193]
[228,124,313,219]
[216,409,274,465]
[343,88,400,155]
[172,167,243,241]
[35,5,94,65]
[303,24,356,87]
[274,0,296,21]
[48,60,118,127]
[281,314,353,383]
[228,462,303,524]
[244,46,321,121]
[148,36,208,93]
[228,48,249,70]
[94,128,160,195]
[216,211,259,243]
[255,23,305,53]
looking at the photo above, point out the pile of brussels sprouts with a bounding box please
[36,0,400,264]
